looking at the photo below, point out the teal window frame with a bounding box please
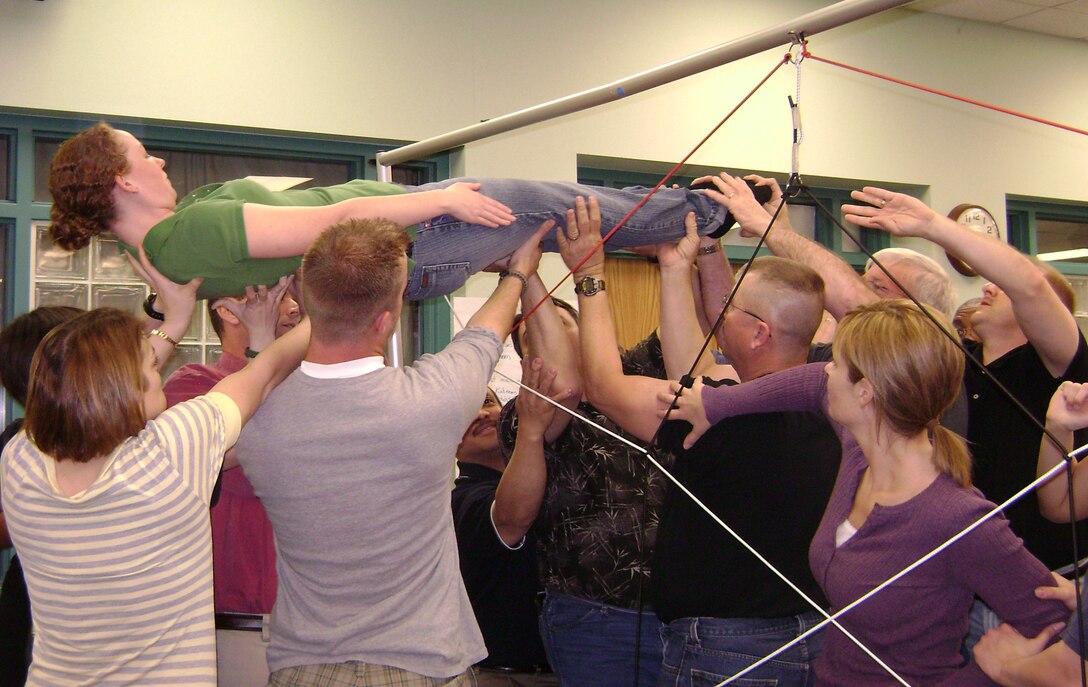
[1007,198,1088,276]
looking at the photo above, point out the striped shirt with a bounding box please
[1,393,240,687]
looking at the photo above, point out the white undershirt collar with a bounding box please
[299,356,385,379]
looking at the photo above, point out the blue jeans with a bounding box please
[538,590,663,687]
[403,179,726,299]
[658,613,825,687]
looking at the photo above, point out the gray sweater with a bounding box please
[235,327,500,677]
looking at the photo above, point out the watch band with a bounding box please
[499,269,529,291]
[244,347,260,359]
[143,292,166,321]
[148,328,179,347]
[698,243,722,256]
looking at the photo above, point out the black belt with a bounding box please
[478,663,552,675]
[215,612,265,632]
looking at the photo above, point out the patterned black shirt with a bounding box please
[498,332,675,609]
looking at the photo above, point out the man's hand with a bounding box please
[211,275,293,353]
[974,622,1066,684]
[441,182,516,228]
[695,173,775,239]
[515,356,571,439]
[656,212,700,272]
[1036,573,1078,611]
[842,186,940,239]
[556,196,605,277]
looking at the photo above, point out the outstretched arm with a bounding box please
[700,173,877,319]
[465,221,554,340]
[1038,382,1088,522]
[844,187,1079,375]
[242,182,517,259]
[656,213,715,380]
[492,357,570,546]
[558,197,670,442]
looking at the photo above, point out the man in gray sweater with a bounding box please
[234,216,553,686]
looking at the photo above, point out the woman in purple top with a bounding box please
[667,299,1068,686]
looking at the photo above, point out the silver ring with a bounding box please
[881,199,888,207]
[728,193,737,199]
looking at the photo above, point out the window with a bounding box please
[1008,198,1088,333]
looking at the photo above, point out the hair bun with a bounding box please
[48,210,96,251]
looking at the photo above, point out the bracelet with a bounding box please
[499,269,529,291]
[143,292,166,321]
[244,347,260,359]
[148,328,179,347]
[698,243,722,256]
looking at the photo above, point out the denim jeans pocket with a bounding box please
[543,597,604,630]
[412,261,472,300]
[691,669,777,687]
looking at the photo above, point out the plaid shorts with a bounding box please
[268,661,476,687]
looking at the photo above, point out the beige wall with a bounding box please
[3,0,1086,302]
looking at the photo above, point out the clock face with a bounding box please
[946,204,1001,277]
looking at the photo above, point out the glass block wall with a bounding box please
[31,221,221,379]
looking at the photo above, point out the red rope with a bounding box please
[803,49,1088,137]
[511,53,792,335]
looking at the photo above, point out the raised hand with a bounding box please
[441,182,516,227]
[657,377,711,449]
[515,356,570,438]
[127,245,201,325]
[506,220,555,279]
[556,196,605,277]
[1046,381,1088,433]
[211,275,293,352]
[656,212,700,271]
[841,187,940,238]
[695,173,774,239]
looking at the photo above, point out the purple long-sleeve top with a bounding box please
[701,363,1067,686]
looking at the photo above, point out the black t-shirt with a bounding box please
[652,377,841,623]
[451,462,548,670]
[965,335,1088,571]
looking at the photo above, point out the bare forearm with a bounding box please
[660,263,714,380]
[766,229,875,318]
[492,426,548,546]
[466,276,524,342]
[212,318,311,424]
[1038,423,1084,522]
[695,243,733,330]
[522,274,581,405]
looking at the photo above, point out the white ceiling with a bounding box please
[908,0,1088,40]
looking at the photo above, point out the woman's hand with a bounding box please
[556,196,605,278]
[441,182,516,228]
[658,377,711,449]
[127,246,202,325]
[1046,381,1088,433]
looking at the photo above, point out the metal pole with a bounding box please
[377,0,911,167]
[377,161,404,368]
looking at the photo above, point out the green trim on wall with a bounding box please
[1007,197,1088,276]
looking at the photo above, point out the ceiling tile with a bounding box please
[1005,8,1088,37]
[909,0,1041,23]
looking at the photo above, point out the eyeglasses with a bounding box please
[723,298,767,325]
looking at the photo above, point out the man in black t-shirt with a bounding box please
[559,196,841,687]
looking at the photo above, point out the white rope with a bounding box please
[443,295,912,685]
[717,459,1071,685]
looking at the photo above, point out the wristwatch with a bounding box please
[143,292,166,321]
[574,275,606,297]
